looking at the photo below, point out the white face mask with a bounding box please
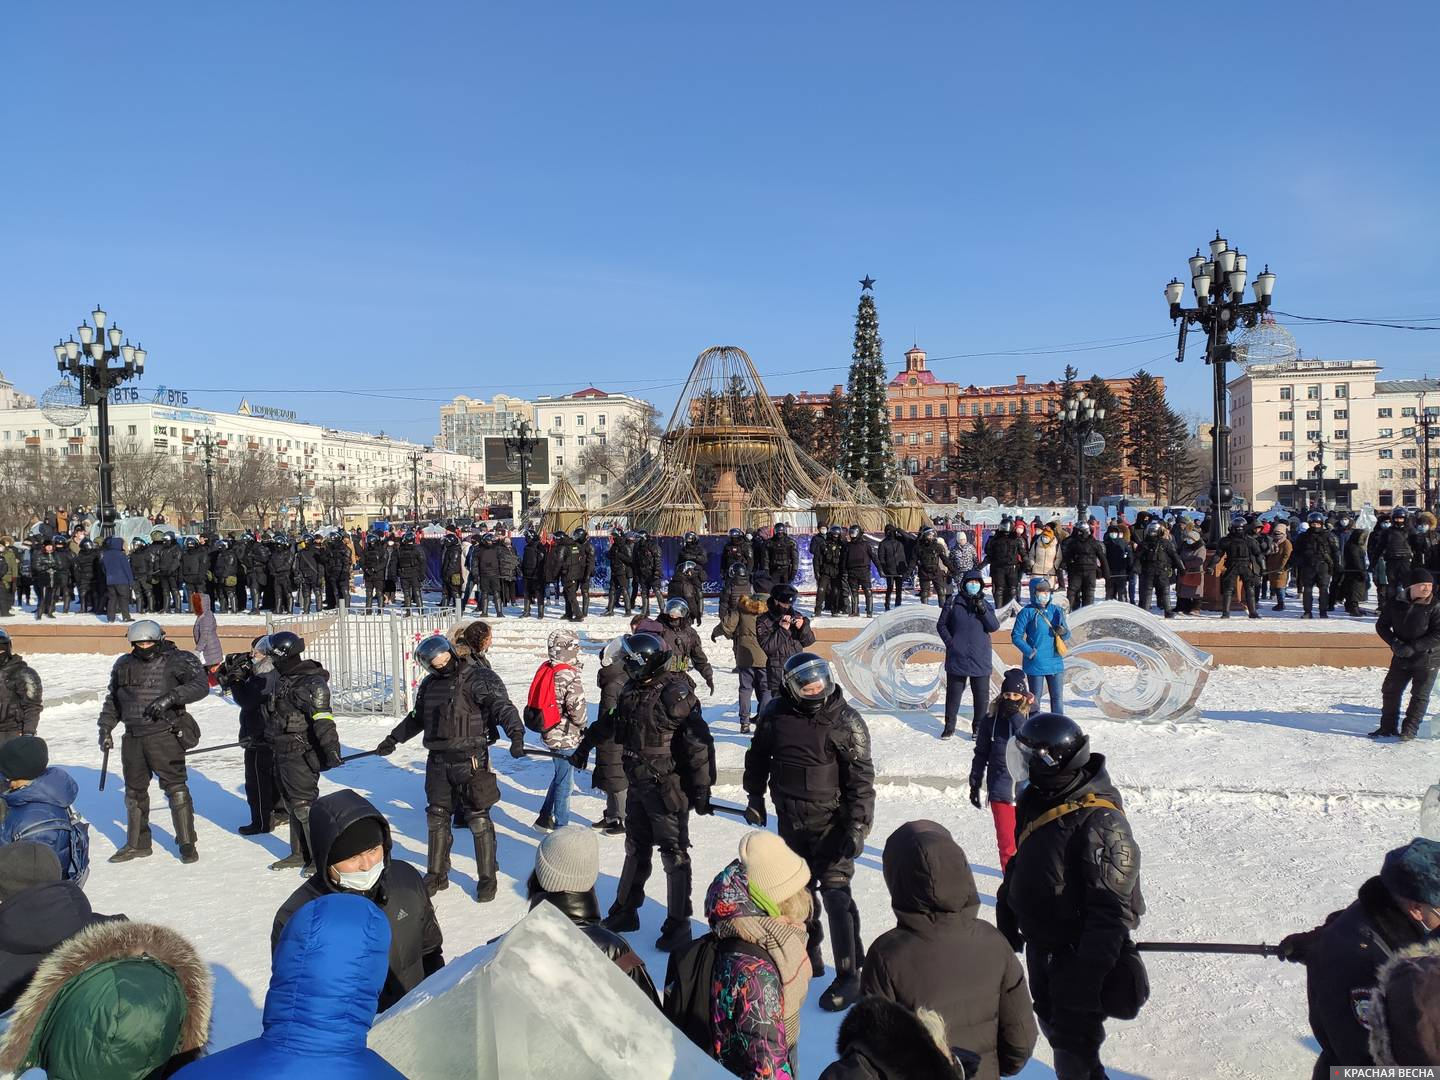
[334,861,383,893]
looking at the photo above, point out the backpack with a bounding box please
[662,932,773,1054]
[13,806,91,890]
[523,661,571,734]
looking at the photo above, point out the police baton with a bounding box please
[99,745,111,792]
[339,750,379,764]
[186,741,243,756]
[522,747,568,760]
[705,800,752,821]
[1136,941,1282,958]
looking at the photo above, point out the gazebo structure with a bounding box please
[539,475,588,536]
[606,345,826,532]
[883,475,928,531]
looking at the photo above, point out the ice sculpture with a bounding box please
[831,599,1213,724]
[1421,784,1440,841]
[368,902,730,1079]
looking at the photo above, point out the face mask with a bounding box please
[1035,592,1051,606]
[1421,525,1432,534]
[334,861,383,893]
[964,581,982,597]
[1107,532,1118,540]
[1381,521,1391,528]
[1039,536,1052,545]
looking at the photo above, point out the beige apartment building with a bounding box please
[1229,359,1440,511]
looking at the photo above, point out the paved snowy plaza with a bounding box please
[27,610,1440,1079]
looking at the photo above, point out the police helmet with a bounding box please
[663,596,690,620]
[260,630,305,659]
[782,652,834,713]
[1007,712,1091,786]
[620,633,669,682]
[415,634,457,676]
[126,620,166,646]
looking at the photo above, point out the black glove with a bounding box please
[709,625,723,643]
[509,736,526,759]
[704,674,715,696]
[142,701,168,723]
[568,748,591,771]
[487,724,500,745]
[1277,929,1318,964]
[375,737,398,757]
[1394,642,1416,659]
[744,797,768,827]
[969,782,983,810]
[99,729,114,752]
[837,830,865,860]
[691,791,714,816]
[323,750,344,771]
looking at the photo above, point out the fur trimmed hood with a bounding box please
[832,996,973,1079]
[1368,936,1440,1066]
[0,920,211,1076]
[737,594,769,615]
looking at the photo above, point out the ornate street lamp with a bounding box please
[52,306,146,537]
[1164,233,1275,543]
[1063,392,1106,524]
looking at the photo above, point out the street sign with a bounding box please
[1083,432,1106,457]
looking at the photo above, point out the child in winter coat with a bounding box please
[0,737,87,885]
[711,591,770,734]
[1010,577,1069,713]
[968,670,1034,871]
[700,831,814,1080]
[535,629,587,831]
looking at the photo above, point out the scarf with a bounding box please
[713,912,812,1048]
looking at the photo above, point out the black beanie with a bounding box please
[329,818,385,865]
[0,736,48,782]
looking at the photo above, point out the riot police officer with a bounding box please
[0,628,42,747]
[604,527,633,616]
[375,635,524,901]
[98,621,209,864]
[260,631,342,872]
[1295,511,1340,619]
[766,522,799,586]
[743,652,875,1011]
[521,527,548,618]
[396,533,425,615]
[1217,515,1264,619]
[601,633,715,952]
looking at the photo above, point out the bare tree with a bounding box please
[111,438,175,518]
[374,480,401,517]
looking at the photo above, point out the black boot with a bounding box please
[424,824,452,895]
[819,889,863,1011]
[805,886,826,978]
[655,863,694,952]
[270,807,311,871]
[471,818,498,902]
[169,789,199,864]
[603,852,647,932]
[109,796,153,863]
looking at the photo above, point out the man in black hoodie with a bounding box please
[98,621,209,864]
[1372,567,1440,739]
[271,789,444,1012]
[997,714,1146,1080]
[862,821,1036,1080]
[0,842,124,1013]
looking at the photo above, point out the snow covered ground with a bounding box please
[22,605,1440,1079]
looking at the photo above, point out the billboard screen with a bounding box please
[483,436,550,486]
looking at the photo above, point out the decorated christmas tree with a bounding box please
[839,277,897,494]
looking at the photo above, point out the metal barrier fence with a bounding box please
[268,600,468,718]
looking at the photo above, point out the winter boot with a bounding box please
[603,853,648,933]
[109,797,154,863]
[819,889,863,1011]
[534,814,557,832]
[805,887,826,978]
[471,818,498,902]
[424,824,453,896]
[656,864,694,953]
[169,788,199,864]
[740,717,751,736]
[270,809,311,871]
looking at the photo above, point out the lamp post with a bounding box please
[52,306,146,538]
[1063,392,1105,524]
[504,420,541,526]
[1164,231,1276,545]
[198,432,218,535]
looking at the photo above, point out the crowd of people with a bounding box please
[0,511,1433,1075]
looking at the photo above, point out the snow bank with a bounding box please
[368,902,728,1079]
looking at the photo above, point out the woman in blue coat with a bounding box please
[935,569,999,739]
[99,536,136,623]
[175,894,406,1079]
[1009,576,1069,713]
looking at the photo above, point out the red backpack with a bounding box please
[523,661,572,733]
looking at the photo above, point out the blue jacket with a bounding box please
[1009,578,1070,677]
[936,570,999,678]
[100,537,134,587]
[175,894,405,1080]
[0,768,84,882]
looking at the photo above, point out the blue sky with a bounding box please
[2,3,1437,442]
